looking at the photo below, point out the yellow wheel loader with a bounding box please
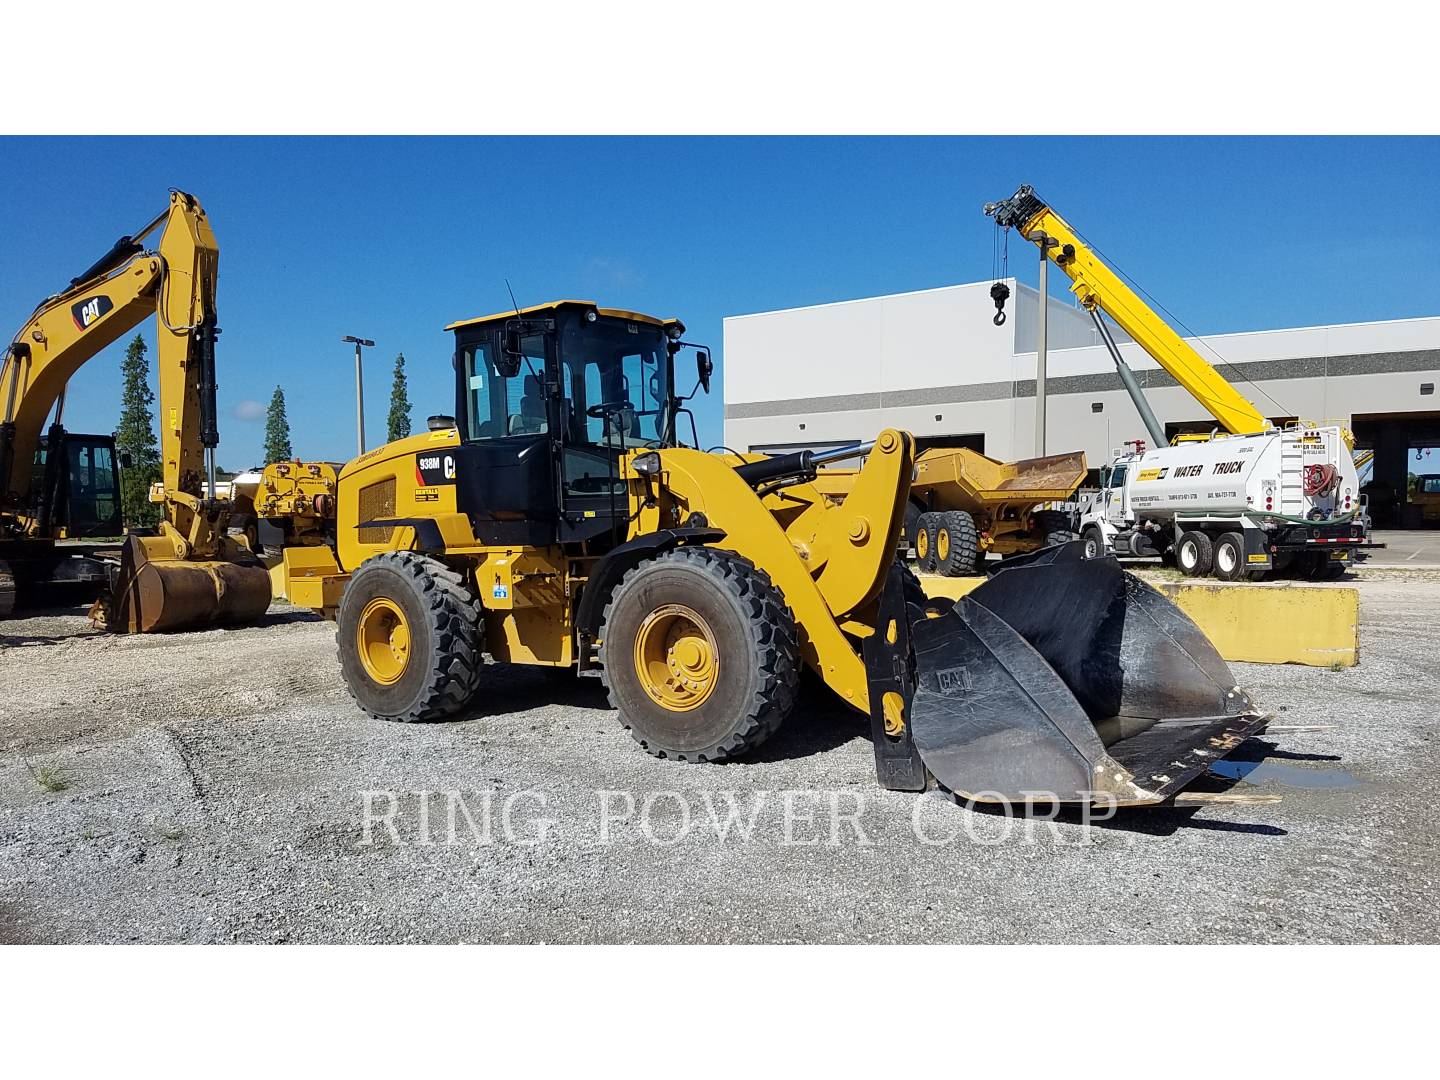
[283,301,1267,805]
[0,192,270,630]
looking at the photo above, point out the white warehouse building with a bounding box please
[722,280,1440,525]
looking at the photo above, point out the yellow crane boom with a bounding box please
[984,185,1269,436]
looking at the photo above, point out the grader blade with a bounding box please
[908,542,1268,805]
[98,534,272,633]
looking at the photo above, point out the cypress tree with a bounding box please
[113,333,161,527]
[386,352,412,443]
[264,386,293,464]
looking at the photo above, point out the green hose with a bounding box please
[1249,509,1359,527]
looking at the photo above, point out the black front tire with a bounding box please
[1081,526,1105,560]
[600,547,800,762]
[336,552,484,723]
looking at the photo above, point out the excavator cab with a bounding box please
[30,431,123,538]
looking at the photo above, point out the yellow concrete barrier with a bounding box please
[918,574,1359,668]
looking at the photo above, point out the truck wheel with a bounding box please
[1032,510,1075,548]
[1081,527,1105,560]
[336,552,484,723]
[1176,530,1214,577]
[1212,531,1248,581]
[934,510,981,576]
[600,546,800,762]
[915,513,939,572]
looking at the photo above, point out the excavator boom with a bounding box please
[985,185,1269,436]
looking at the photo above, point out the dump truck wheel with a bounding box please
[1212,531,1248,581]
[915,513,937,572]
[1031,510,1073,544]
[1081,527,1105,559]
[1176,530,1214,577]
[600,546,799,762]
[336,551,483,723]
[933,510,980,576]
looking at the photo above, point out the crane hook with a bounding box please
[989,281,1010,326]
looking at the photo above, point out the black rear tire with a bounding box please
[1212,531,1248,581]
[336,552,484,723]
[1176,530,1214,577]
[600,547,800,762]
[934,510,981,576]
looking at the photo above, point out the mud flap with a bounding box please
[908,542,1268,805]
[99,534,272,633]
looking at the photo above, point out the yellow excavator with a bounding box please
[0,191,270,630]
[276,300,1267,806]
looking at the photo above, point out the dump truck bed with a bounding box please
[912,448,1087,507]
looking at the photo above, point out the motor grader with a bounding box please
[281,300,1267,805]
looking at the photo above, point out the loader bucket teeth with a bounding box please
[909,541,1267,805]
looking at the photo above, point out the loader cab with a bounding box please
[448,301,688,546]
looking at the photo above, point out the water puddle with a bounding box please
[1208,760,1366,789]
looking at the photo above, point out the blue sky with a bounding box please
[3,136,1438,466]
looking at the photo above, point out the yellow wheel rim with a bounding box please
[916,529,929,559]
[633,603,719,712]
[357,597,412,685]
[937,528,950,561]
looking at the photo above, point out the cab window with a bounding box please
[462,335,548,439]
[559,318,669,450]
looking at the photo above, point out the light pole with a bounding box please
[342,335,374,455]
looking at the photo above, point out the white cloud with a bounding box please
[232,399,265,422]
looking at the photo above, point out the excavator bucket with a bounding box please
[906,543,1268,805]
[97,534,272,633]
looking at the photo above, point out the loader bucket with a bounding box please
[908,542,1267,805]
[99,534,272,633]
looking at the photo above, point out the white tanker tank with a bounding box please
[1076,424,1375,581]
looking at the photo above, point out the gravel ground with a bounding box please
[1,572,1437,944]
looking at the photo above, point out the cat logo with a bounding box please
[70,294,114,330]
[935,667,972,694]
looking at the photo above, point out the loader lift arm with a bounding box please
[0,191,269,630]
[985,185,1269,437]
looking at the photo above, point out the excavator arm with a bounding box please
[985,185,1269,436]
[0,191,270,630]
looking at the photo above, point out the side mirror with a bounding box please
[498,329,524,379]
[696,350,713,394]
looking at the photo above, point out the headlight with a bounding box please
[631,452,662,476]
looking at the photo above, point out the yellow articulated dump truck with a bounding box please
[816,447,1086,577]
[274,300,1268,807]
